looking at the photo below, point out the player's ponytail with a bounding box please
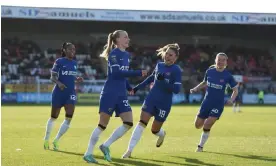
[100,33,114,60]
[100,30,125,60]
[156,43,180,58]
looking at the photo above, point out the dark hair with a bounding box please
[61,42,73,57]
[100,30,125,60]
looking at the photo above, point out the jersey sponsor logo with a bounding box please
[207,81,223,89]
[61,70,78,76]
[119,66,129,71]
[165,72,171,76]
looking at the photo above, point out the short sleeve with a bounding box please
[52,59,61,73]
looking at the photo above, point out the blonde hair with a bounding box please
[156,43,180,58]
[99,30,125,60]
[210,52,228,68]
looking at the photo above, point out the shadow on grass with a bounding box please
[49,149,162,166]
[50,149,216,166]
[171,156,222,166]
[205,151,276,162]
[132,157,199,166]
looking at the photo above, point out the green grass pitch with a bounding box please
[1,105,276,166]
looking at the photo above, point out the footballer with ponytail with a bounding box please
[99,31,120,60]
[84,30,147,163]
[122,43,183,158]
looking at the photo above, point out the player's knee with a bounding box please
[151,130,159,135]
[51,115,58,119]
[203,128,211,132]
[65,113,73,119]
[195,123,203,129]
[195,125,201,129]
[98,124,107,130]
[139,120,148,127]
[123,121,133,129]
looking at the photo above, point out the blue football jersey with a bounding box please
[203,68,237,104]
[101,48,142,96]
[136,62,182,104]
[51,57,78,93]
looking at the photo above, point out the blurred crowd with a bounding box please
[2,37,276,93]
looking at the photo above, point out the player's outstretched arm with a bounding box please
[190,81,207,93]
[109,55,147,78]
[111,65,147,78]
[132,67,157,93]
[133,74,155,93]
[190,70,208,93]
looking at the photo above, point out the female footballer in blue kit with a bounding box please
[190,52,239,152]
[83,30,148,163]
[122,43,182,158]
[44,42,83,150]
